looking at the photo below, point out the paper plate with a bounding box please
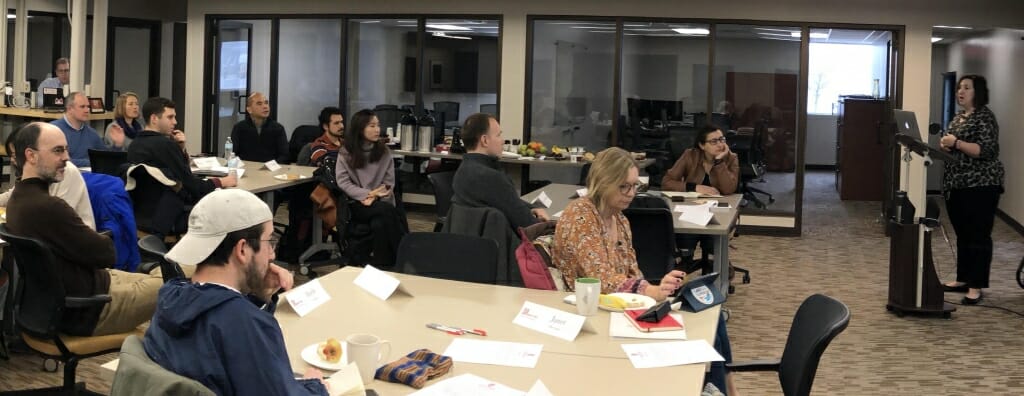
[301,342,348,371]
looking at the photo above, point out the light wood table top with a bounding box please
[0,106,114,121]
[232,160,318,194]
[276,267,719,395]
[522,183,741,236]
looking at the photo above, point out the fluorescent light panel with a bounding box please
[673,28,710,35]
[790,32,830,39]
[933,25,972,30]
[931,37,942,43]
[426,24,471,31]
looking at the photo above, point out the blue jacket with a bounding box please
[143,280,327,396]
[82,172,140,271]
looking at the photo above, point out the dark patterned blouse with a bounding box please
[942,106,1004,191]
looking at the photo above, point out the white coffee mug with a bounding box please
[575,277,601,316]
[346,333,392,384]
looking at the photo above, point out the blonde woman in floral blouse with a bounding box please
[553,147,686,299]
[939,75,1004,305]
[552,147,738,395]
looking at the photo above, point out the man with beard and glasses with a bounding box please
[5,122,164,337]
[142,189,328,396]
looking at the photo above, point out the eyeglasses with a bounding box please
[56,69,70,74]
[618,182,642,194]
[28,146,68,155]
[705,137,727,144]
[249,237,280,250]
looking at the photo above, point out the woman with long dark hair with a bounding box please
[335,109,407,268]
[939,75,1004,304]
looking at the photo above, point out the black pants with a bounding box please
[946,186,1001,289]
[349,200,408,268]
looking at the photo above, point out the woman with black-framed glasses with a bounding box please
[662,124,739,195]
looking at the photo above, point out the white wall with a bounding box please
[277,18,342,134]
[184,0,1024,219]
[946,28,1024,224]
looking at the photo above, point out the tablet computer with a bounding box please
[672,272,724,312]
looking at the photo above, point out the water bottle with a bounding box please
[225,137,234,160]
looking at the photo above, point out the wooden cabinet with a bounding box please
[836,97,889,201]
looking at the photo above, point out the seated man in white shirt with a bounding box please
[37,57,70,108]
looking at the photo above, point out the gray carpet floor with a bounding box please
[2,173,1023,395]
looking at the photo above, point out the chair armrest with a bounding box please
[65,294,113,308]
[726,358,781,372]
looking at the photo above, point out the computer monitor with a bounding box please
[650,100,684,122]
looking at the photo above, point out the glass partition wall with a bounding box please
[526,17,901,233]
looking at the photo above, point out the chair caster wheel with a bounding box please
[768,198,776,204]
[943,312,952,319]
[298,266,310,276]
[728,285,736,294]
[742,275,751,284]
[43,359,58,372]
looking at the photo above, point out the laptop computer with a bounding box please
[893,109,920,136]
[42,87,65,113]
[672,272,724,312]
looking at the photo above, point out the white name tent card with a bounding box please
[263,160,282,172]
[526,380,554,396]
[532,191,552,208]
[284,279,331,317]
[443,338,543,369]
[352,265,414,300]
[575,188,588,197]
[620,340,724,369]
[513,301,596,341]
[410,374,525,396]
[677,207,714,226]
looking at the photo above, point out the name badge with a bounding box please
[353,265,414,301]
[512,301,596,341]
[263,160,282,172]
[283,279,330,317]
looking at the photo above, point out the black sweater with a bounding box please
[127,130,217,204]
[452,153,539,230]
[7,178,115,336]
[231,116,290,163]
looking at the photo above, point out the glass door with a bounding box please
[207,19,271,156]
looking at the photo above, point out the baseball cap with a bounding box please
[165,189,273,266]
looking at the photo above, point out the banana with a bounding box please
[600,294,644,309]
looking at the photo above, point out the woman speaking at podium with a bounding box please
[939,75,1004,305]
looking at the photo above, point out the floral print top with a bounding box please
[943,106,1004,191]
[552,197,647,294]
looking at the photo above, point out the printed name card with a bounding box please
[575,188,588,197]
[353,265,414,300]
[263,160,282,172]
[193,157,220,169]
[532,191,552,208]
[284,279,331,317]
[513,301,596,341]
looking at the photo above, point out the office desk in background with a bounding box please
[277,267,720,395]
[522,183,741,298]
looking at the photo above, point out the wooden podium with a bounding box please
[886,221,955,318]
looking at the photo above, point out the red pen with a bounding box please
[453,326,487,336]
[426,323,463,335]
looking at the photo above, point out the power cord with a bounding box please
[945,300,1024,319]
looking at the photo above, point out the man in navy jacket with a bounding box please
[143,189,327,395]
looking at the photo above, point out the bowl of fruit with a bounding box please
[517,141,548,158]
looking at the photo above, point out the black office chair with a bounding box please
[624,195,680,284]
[728,294,851,396]
[731,123,775,209]
[433,101,460,129]
[298,169,375,277]
[479,104,497,116]
[137,235,187,283]
[396,233,499,284]
[427,172,455,232]
[126,165,188,238]
[578,163,592,186]
[136,235,166,274]
[0,224,140,396]
[374,104,399,111]
[667,126,698,161]
[88,149,128,179]
[288,125,321,165]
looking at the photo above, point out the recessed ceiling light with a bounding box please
[931,37,942,43]
[359,20,381,24]
[673,28,710,35]
[432,32,471,40]
[426,24,471,31]
[933,25,972,30]
[791,32,830,39]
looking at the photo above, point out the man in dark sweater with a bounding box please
[6,122,163,336]
[452,113,548,230]
[128,97,237,204]
[230,92,289,163]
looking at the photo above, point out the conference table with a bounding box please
[278,266,721,395]
[521,184,741,298]
[234,160,317,208]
